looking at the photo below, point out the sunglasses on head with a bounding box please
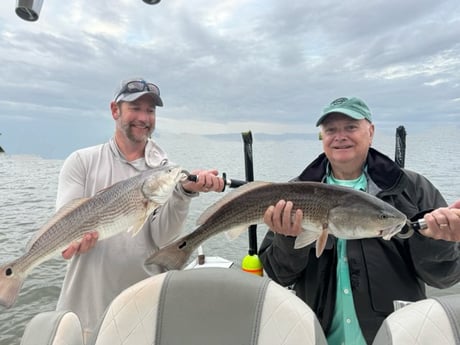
[114,80,160,102]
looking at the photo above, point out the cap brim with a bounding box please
[316,108,366,126]
[117,91,163,106]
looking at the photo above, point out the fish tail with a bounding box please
[0,261,25,309]
[144,238,194,272]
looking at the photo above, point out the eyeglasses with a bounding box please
[114,80,161,102]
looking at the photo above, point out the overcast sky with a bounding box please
[1,0,459,158]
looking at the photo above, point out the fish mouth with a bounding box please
[179,169,191,182]
[380,223,405,240]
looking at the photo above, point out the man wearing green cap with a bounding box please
[259,97,460,344]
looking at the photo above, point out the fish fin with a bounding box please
[196,181,273,225]
[144,236,194,272]
[294,228,320,249]
[0,262,25,309]
[224,224,250,241]
[26,198,91,251]
[315,227,329,258]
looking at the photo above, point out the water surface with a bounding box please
[0,127,459,344]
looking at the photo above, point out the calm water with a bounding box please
[0,127,459,344]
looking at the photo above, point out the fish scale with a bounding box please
[0,164,186,309]
[197,182,336,237]
[19,176,147,268]
[145,181,407,271]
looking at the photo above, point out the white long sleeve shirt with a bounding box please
[55,138,196,341]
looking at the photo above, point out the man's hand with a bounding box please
[181,169,224,193]
[420,200,460,242]
[62,232,99,259]
[263,200,303,236]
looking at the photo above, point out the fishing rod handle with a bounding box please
[396,219,427,239]
[221,172,247,191]
[398,209,460,238]
[186,172,247,191]
[411,219,427,231]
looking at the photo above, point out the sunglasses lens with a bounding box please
[125,81,145,93]
[125,81,160,95]
[115,80,161,102]
[145,83,160,95]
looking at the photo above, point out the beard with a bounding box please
[120,120,154,143]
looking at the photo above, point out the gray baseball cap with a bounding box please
[113,78,163,106]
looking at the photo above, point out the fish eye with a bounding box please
[379,214,388,220]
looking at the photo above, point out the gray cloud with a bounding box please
[0,0,459,158]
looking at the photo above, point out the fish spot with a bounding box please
[178,241,187,249]
[5,268,13,276]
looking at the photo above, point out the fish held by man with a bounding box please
[145,181,407,271]
[0,164,187,309]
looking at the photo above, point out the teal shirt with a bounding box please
[326,174,367,345]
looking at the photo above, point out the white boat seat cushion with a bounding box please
[372,294,460,345]
[91,268,327,345]
[20,310,84,345]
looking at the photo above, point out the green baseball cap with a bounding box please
[316,97,372,126]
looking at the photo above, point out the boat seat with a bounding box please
[21,268,327,345]
[372,294,460,345]
[20,310,84,345]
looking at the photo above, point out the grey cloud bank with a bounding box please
[0,0,459,158]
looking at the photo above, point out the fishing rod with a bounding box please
[391,126,454,236]
[186,131,263,275]
[391,125,428,236]
[241,131,258,255]
[394,126,406,169]
[241,131,263,275]
[186,173,245,189]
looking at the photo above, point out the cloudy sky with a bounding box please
[1,0,459,158]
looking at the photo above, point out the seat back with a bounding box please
[372,294,460,345]
[20,310,84,345]
[91,268,327,345]
[20,268,327,345]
